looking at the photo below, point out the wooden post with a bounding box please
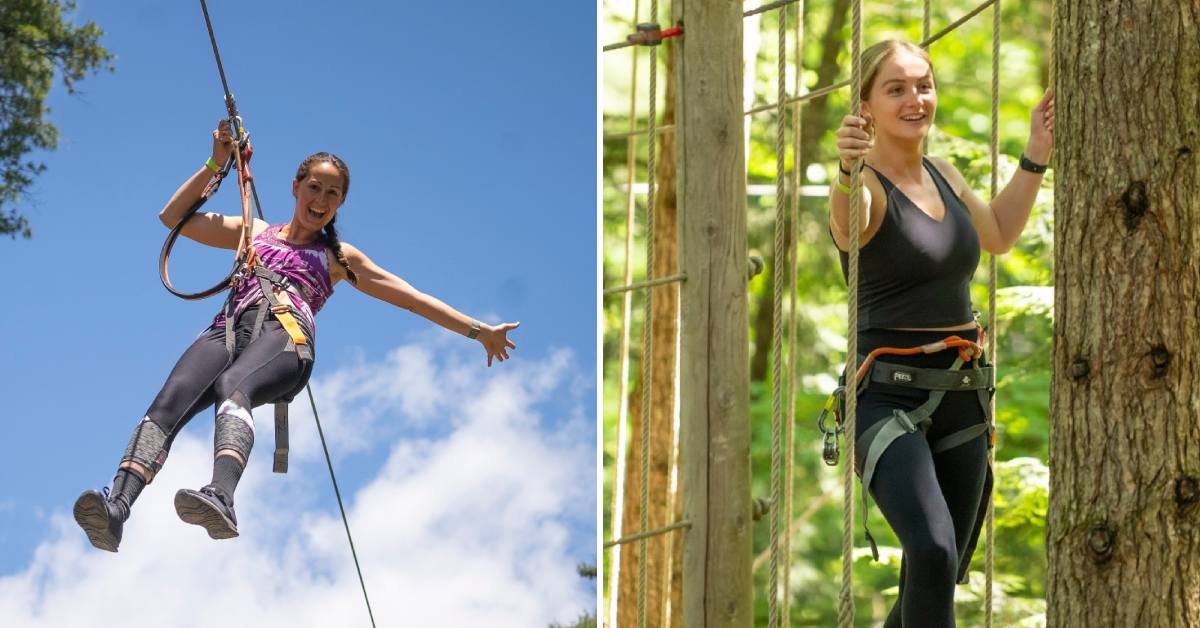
[675,0,753,626]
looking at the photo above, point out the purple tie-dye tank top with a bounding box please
[212,224,334,334]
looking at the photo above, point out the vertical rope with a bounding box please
[985,1,1001,626]
[839,0,863,625]
[920,0,930,155]
[636,0,661,624]
[767,3,788,625]
[609,1,642,624]
[782,2,804,624]
[922,0,931,44]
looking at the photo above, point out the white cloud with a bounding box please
[0,339,595,627]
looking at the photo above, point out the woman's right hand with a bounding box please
[211,119,236,167]
[834,113,873,171]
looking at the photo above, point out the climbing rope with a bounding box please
[839,0,864,624]
[985,1,1001,625]
[767,0,788,621]
[782,2,805,623]
[636,0,661,624]
[160,4,377,626]
[607,1,642,624]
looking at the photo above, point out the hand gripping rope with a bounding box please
[157,3,376,626]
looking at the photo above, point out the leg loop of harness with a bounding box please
[856,406,933,562]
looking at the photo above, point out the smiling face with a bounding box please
[861,45,937,143]
[291,160,346,232]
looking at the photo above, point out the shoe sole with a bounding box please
[73,491,119,552]
[174,490,239,540]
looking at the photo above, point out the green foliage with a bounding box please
[0,0,113,238]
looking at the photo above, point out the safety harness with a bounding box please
[817,330,995,576]
[156,68,314,475]
[221,260,316,474]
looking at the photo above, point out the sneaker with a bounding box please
[73,488,127,552]
[174,485,239,540]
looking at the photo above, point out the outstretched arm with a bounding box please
[338,242,519,366]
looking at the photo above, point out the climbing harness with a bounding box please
[154,3,376,626]
[158,1,320,475]
[817,330,995,565]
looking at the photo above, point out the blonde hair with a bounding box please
[859,40,934,101]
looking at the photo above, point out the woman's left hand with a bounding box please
[479,321,520,367]
[1027,88,1055,163]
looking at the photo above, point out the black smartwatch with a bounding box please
[1019,153,1048,174]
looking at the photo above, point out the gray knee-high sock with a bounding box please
[210,455,245,505]
[110,469,146,519]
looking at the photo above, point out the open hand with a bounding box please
[479,321,520,367]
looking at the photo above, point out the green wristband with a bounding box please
[205,156,221,174]
[835,179,853,195]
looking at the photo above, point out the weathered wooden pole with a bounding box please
[675,0,753,626]
[1047,1,1200,625]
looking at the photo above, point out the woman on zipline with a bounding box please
[74,119,519,551]
[829,40,1052,627]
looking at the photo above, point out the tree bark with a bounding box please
[617,38,681,628]
[1047,2,1200,626]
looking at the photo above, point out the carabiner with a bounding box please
[817,386,845,466]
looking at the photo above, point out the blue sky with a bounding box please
[0,1,596,625]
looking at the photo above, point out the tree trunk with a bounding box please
[616,38,681,628]
[1047,3,1200,626]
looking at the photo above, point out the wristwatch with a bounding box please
[1019,153,1048,174]
[468,321,482,339]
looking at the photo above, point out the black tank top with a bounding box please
[837,158,980,331]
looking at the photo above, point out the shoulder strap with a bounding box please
[861,162,895,193]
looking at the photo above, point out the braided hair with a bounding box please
[295,152,357,285]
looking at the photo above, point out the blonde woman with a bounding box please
[829,40,1053,626]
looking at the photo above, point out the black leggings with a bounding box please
[143,304,314,462]
[855,328,989,628]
